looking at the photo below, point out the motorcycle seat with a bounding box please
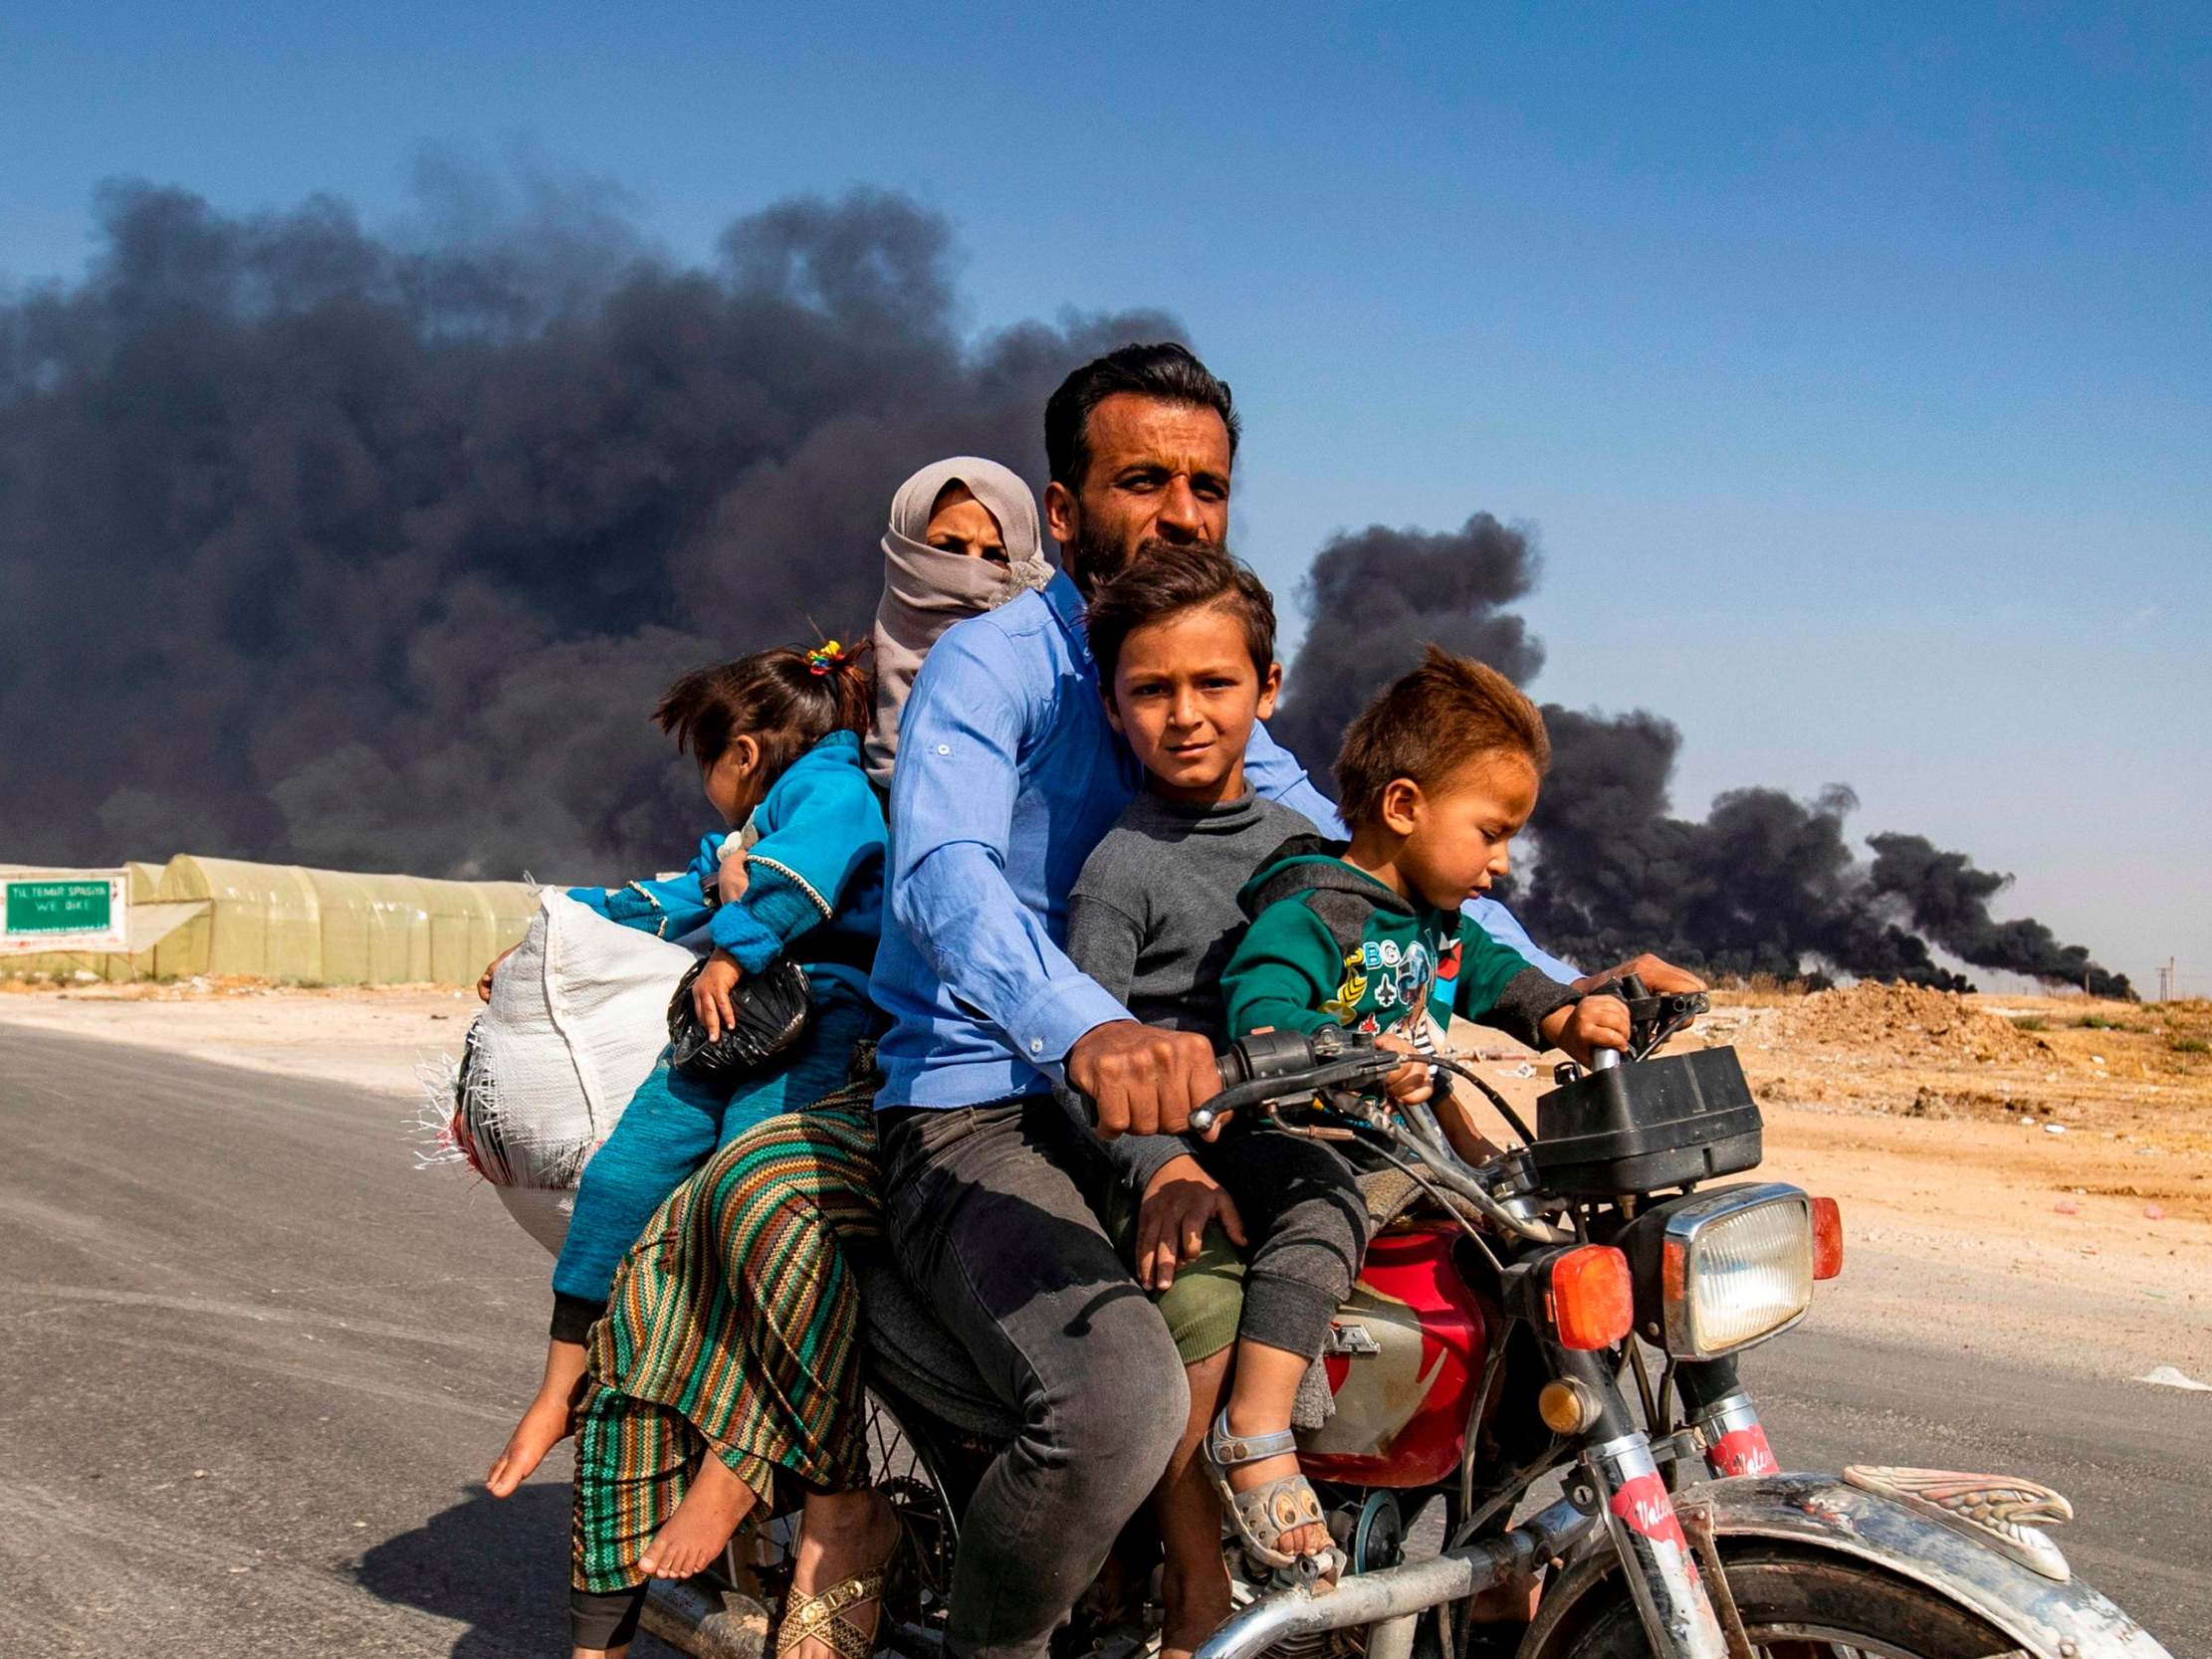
[851,1246,1023,1443]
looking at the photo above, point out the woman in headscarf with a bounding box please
[865,456,1053,788]
[492,459,1048,1659]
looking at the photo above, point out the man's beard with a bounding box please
[1069,525,1222,596]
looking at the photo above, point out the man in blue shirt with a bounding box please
[872,344,1696,1659]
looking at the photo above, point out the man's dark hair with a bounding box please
[1335,646,1550,828]
[1044,341,1240,491]
[1085,543,1276,689]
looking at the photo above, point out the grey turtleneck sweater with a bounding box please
[1062,788,1311,1193]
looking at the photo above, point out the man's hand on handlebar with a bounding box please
[1066,1020,1222,1140]
[1574,952,1706,997]
[1541,994,1633,1068]
[1135,1154,1247,1291]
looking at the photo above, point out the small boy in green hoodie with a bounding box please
[1209,645,1629,1576]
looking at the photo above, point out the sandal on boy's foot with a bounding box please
[1201,1408,1343,1579]
[774,1564,889,1659]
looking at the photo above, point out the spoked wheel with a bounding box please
[1554,1546,2014,1659]
[855,1387,960,1654]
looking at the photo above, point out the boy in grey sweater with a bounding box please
[1066,788,1309,1184]
[1066,546,1375,1644]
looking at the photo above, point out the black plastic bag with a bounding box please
[667,954,813,1080]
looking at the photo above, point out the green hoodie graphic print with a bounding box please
[1222,837,1578,1053]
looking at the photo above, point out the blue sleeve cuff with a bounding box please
[707,863,831,971]
[708,902,786,973]
[1004,974,1132,1075]
[691,833,727,883]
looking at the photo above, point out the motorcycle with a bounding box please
[644,980,2174,1659]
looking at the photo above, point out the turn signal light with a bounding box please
[1810,1197,1844,1281]
[1549,1244,1635,1349]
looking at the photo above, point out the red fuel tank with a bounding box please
[1297,1222,1495,1489]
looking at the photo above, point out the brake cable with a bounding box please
[1424,1052,1538,1150]
[1354,1135,1510,1275]
[1343,1116,1572,1246]
[1628,1341,1663,1437]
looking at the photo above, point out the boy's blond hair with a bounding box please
[1334,645,1550,826]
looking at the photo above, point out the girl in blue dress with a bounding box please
[488,639,885,1502]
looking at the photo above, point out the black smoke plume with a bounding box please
[1265,513,1546,765]
[1867,834,2131,997]
[0,177,1170,881]
[1,175,2131,995]
[1273,523,2129,996]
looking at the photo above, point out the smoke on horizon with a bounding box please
[1271,521,2130,996]
[0,176,1170,882]
[1,175,2128,994]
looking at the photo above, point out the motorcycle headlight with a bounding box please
[1657,1184,1814,1358]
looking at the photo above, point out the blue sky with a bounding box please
[5,1,2207,988]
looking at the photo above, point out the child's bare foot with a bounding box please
[638,1454,758,1580]
[493,1338,589,1497]
[487,1393,574,1497]
[780,1488,902,1659]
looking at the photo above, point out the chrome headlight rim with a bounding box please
[1659,1181,1814,1360]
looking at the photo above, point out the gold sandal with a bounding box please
[774,1564,889,1659]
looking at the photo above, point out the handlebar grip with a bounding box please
[1189,1037,1402,1135]
[1188,1070,1287,1134]
[1089,1030,1392,1139]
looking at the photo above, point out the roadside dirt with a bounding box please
[0,974,477,1100]
[6,973,2210,1384]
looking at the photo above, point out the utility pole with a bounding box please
[2159,957,2177,1002]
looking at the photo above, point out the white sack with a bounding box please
[495,1185,578,1255]
[454,890,696,1240]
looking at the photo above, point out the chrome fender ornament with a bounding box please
[1844,1465,2075,1581]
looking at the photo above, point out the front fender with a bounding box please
[1519,1473,2172,1659]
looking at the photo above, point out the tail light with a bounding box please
[1549,1244,1634,1349]
[1810,1196,1844,1280]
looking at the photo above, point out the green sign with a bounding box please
[5,879,114,936]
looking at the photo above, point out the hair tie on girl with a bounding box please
[806,639,845,676]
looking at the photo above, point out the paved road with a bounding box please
[3,1026,2205,1656]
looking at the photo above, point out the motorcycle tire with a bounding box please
[1546,1543,2011,1658]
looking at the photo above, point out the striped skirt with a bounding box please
[573,1085,883,1594]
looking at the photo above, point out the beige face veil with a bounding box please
[865,456,1053,788]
